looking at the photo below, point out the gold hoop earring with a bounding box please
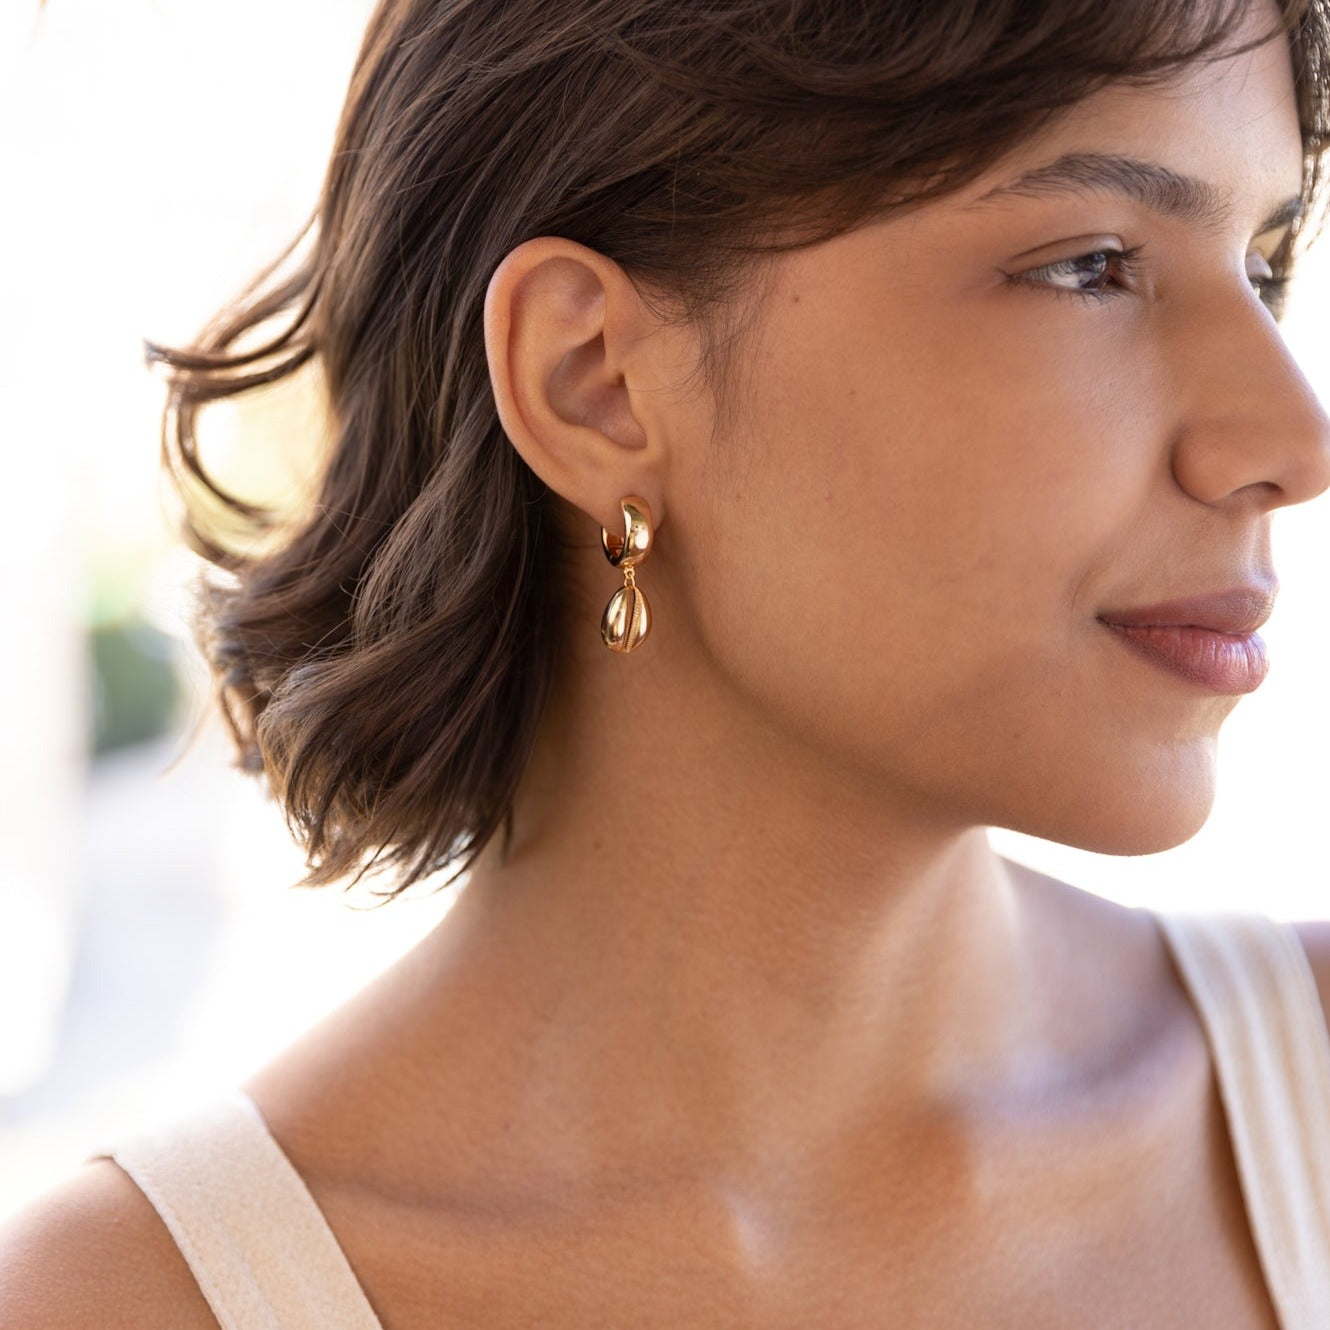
[600,495,653,653]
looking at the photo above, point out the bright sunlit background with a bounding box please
[2,0,1329,1217]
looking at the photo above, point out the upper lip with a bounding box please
[1097,585,1277,635]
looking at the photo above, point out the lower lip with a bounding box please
[1100,622,1269,694]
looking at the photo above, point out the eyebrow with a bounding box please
[967,151,1304,238]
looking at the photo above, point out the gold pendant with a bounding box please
[601,581,651,652]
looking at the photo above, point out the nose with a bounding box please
[1169,288,1330,512]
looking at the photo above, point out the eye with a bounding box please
[1246,251,1290,316]
[1010,245,1291,317]
[1012,245,1145,302]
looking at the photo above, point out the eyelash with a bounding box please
[1016,245,1290,314]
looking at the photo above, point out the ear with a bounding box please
[483,237,669,534]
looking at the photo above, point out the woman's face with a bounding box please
[665,5,1330,854]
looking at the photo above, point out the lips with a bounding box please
[1096,586,1276,694]
[1096,587,1276,635]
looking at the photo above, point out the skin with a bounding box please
[4,3,1330,1328]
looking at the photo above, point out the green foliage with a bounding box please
[89,617,180,757]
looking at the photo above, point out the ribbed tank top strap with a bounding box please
[1152,909,1330,1329]
[93,1091,383,1330]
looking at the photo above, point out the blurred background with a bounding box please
[1,0,1328,1217]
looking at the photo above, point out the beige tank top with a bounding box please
[93,909,1330,1329]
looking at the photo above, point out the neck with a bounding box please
[419,643,1061,1190]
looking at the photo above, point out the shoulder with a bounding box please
[1290,919,1330,1032]
[0,1159,219,1330]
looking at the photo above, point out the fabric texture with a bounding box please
[92,909,1330,1329]
[95,1090,383,1329]
[1152,910,1330,1329]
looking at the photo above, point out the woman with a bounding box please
[4,0,1330,1324]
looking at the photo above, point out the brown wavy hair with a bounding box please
[151,0,1330,898]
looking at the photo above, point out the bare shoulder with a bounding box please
[1292,919,1330,1031]
[0,1159,219,1330]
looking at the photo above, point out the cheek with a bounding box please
[722,289,1168,651]
[673,283,1213,850]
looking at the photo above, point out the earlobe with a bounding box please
[482,237,661,531]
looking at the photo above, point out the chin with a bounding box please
[987,744,1220,857]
